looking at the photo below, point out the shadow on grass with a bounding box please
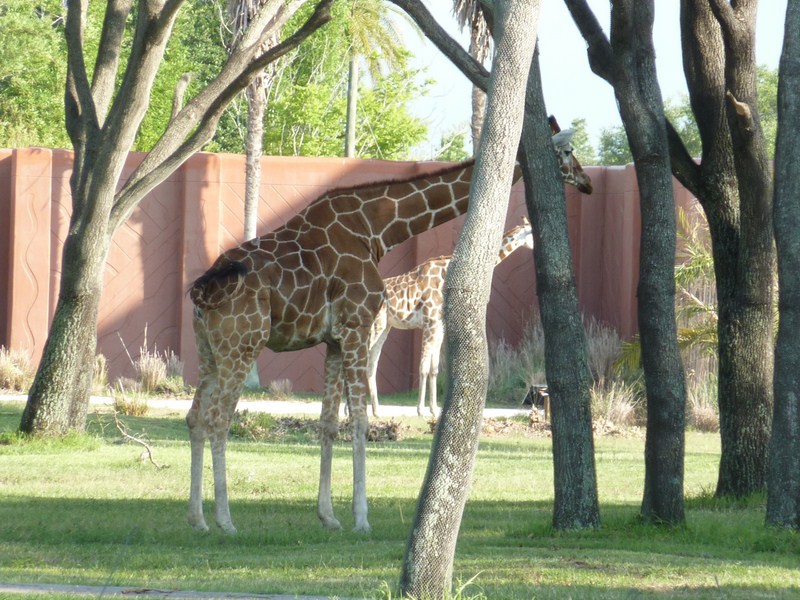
[1,495,799,599]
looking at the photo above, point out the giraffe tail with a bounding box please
[189,261,248,310]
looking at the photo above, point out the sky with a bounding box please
[402,1,788,159]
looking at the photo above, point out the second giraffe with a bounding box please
[368,216,534,417]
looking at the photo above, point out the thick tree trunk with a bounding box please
[609,1,686,524]
[678,0,774,498]
[20,210,110,434]
[519,50,599,530]
[398,2,539,597]
[767,1,800,528]
[565,0,686,525]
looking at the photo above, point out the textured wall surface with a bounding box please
[0,149,696,394]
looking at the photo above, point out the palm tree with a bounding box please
[343,0,410,157]
[453,0,490,151]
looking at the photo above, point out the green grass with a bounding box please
[1,400,798,599]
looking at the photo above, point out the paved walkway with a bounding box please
[2,394,528,419]
[0,582,354,599]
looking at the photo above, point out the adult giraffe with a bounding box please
[367,217,534,418]
[186,125,591,534]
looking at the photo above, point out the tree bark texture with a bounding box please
[767,1,800,528]
[679,0,774,498]
[21,0,332,435]
[399,1,540,597]
[611,0,686,525]
[519,51,599,530]
[565,0,686,524]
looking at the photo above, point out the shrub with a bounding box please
[0,347,33,392]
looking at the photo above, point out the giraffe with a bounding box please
[367,217,534,418]
[185,125,591,535]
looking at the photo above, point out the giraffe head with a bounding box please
[505,216,533,252]
[549,115,593,195]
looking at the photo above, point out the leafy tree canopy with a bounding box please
[586,65,778,166]
[0,0,430,159]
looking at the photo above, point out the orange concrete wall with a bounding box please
[0,149,691,395]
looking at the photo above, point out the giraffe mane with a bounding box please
[190,261,248,308]
[316,159,476,202]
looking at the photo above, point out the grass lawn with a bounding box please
[0,399,798,599]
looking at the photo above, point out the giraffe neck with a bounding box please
[495,225,533,265]
[371,161,476,256]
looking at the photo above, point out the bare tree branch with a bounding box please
[91,0,134,124]
[114,413,167,470]
[388,0,490,91]
[108,0,334,231]
[170,73,193,122]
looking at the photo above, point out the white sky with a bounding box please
[403,1,788,159]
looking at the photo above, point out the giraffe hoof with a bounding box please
[353,522,372,533]
[322,519,342,531]
[188,517,210,533]
[216,521,237,535]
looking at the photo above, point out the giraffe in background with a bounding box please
[367,217,534,418]
[185,122,592,535]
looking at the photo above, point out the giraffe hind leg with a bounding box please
[187,316,217,532]
[318,346,344,530]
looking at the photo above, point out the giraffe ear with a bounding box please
[551,129,575,149]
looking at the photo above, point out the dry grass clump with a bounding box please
[487,320,546,405]
[111,379,149,416]
[590,379,642,427]
[585,318,622,382]
[118,328,186,396]
[687,375,719,432]
[0,347,33,392]
[267,378,293,398]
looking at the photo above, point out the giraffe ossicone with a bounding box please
[185,119,592,534]
[367,216,534,418]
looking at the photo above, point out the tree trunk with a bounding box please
[19,0,332,435]
[468,17,487,150]
[20,194,112,434]
[564,0,686,525]
[399,1,539,597]
[767,1,800,528]
[678,0,774,498]
[609,2,686,525]
[519,49,599,530]
[243,76,265,390]
[345,54,358,157]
